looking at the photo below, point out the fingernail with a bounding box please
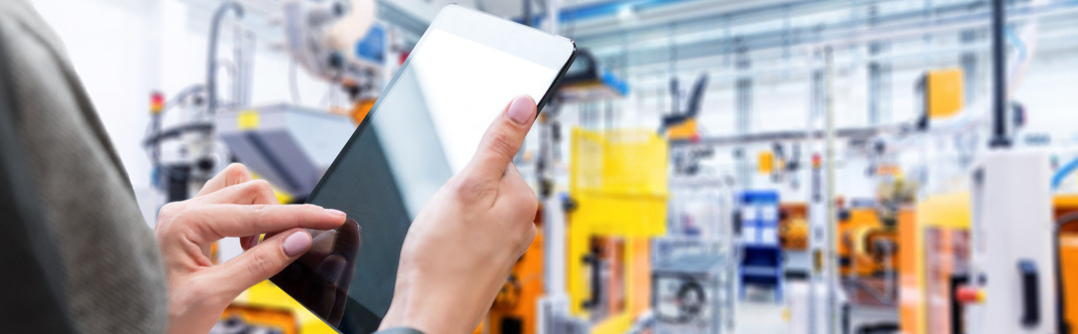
[325,208,346,217]
[507,96,535,125]
[282,232,312,257]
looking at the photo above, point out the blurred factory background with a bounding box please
[27,0,1078,333]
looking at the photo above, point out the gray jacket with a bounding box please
[0,0,167,333]
[0,2,425,333]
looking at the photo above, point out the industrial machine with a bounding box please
[145,0,384,203]
[779,202,811,279]
[662,73,712,176]
[565,128,668,333]
[962,151,1060,334]
[896,193,970,334]
[914,68,965,129]
[213,105,355,199]
[656,177,738,333]
[1056,195,1078,334]
[488,212,546,334]
[652,240,729,334]
[659,73,708,142]
[779,204,809,251]
[896,191,1078,334]
[836,207,897,281]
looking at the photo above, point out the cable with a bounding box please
[206,1,244,115]
[1004,26,1027,80]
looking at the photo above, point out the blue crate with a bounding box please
[738,190,783,302]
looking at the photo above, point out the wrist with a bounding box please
[380,271,478,334]
[380,274,438,333]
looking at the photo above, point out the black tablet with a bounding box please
[269,5,576,333]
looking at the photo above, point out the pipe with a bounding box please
[989,0,1010,148]
[824,45,837,334]
[1053,157,1078,191]
[524,0,533,27]
[206,2,244,115]
[547,0,560,34]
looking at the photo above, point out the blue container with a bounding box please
[737,190,783,302]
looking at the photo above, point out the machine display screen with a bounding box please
[269,24,569,333]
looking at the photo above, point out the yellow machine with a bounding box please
[567,128,668,334]
[220,281,337,334]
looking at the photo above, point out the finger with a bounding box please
[211,228,312,296]
[188,204,346,241]
[464,95,537,182]
[194,179,279,250]
[194,179,278,205]
[196,163,253,197]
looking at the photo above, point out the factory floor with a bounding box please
[733,287,788,334]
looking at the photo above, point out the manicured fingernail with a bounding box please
[325,208,346,217]
[282,232,312,257]
[507,96,535,125]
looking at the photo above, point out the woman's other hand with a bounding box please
[154,163,347,334]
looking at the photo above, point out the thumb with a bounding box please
[212,228,312,295]
[466,95,537,180]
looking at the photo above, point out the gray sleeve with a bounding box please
[374,327,427,334]
[0,1,169,333]
[0,17,76,334]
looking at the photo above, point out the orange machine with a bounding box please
[922,227,970,333]
[1054,195,1078,332]
[218,304,300,334]
[582,236,652,320]
[897,207,919,334]
[487,207,546,334]
[897,193,970,334]
[837,207,897,278]
[779,203,809,251]
[488,231,545,334]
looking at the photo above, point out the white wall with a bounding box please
[30,0,345,224]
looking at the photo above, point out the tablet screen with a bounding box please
[270,22,568,333]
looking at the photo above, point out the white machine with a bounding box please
[283,0,379,84]
[147,0,385,203]
[964,150,1059,334]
